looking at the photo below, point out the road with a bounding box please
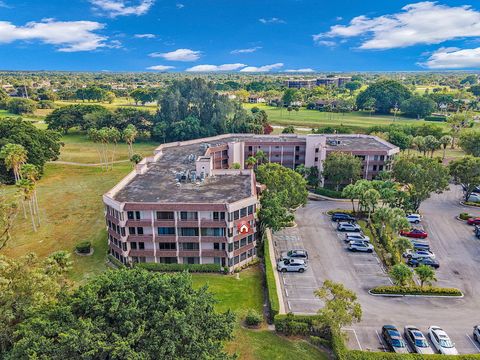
[272,185,480,353]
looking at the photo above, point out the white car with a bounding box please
[406,214,422,224]
[337,222,361,232]
[428,326,458,355]
[344,233,370,243]
[348,241,374,253]
[403,249,435,260]
[468,193,480,203]
[277,258,308,273]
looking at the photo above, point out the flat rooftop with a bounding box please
[325,135,395,151]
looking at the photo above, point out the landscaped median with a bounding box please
[264,234,281,318]
[369,285,463,297]
[135,262,222,273]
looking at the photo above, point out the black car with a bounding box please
[331,213,355,223]
[407,257,440,269]
[475,225,480,239]
[382,325,409,354]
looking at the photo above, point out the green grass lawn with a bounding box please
[58,132,158,164]
[192,267,328,360]
[55,98,158,113]
[244,103,448,132]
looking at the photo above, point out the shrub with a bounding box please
[274,314,325,336]
[75,241,91,254]
[107,254,125,268]
[264,236,280,318]
[464,202,480,208]
[245,309,263,327]
[135,263,221,273]
[370,285,462,296]
[314,187,345,199]
[326,209,355,216]
[460,212,472,220]
[425,115,447,122]
[37,100,55,109]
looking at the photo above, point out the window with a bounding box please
[214,257,221,265]
[374,155,379,161]
[248,146,253,151]
[233,210,240,220]
[136,227,144,235]
[295,155,300,160]
[127,211,134,220]
[180,228,199,236]
[158,227,175,235]
[240,252,247,261]
[213,212,225,221]
[159,243,176,250]
[183,257,199,264]
[121,227,126,237]
[228,228,234,237]
[315,148,319,153]
[139,242,145,250]
[180,243,199,250]
[228,243,234,252]
[380,155,385,161]
[247,205,254,215]
[180,211,198,220]
[373,165,377,171]
[131,242,137,250]
[122,242,127,251]
[295,146,300,152]
[129,227,136,235]
[240,238,247,247]
[159,257,178,264]
[234,241,240,250]
[240,207,247,217]
[201,228,226,237]
[379,165,384,171]
[314,157,318,162]
[157,211,174,220]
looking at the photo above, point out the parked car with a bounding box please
[332,213,356,223]
[467,217,480,226]
[400,229,428,239]
[281,249,308,261]
[344,233,370,242]
[475,225,480,239]
[381,325,409,354]
[462,184,480,193]
[337,222,361,232]
[403,249,435,260]
[406,214,422,224]
[428,326,458,355]
[404,326,435,355]
[407,257,440,269]
[348,241,374,253]
[467,193,480,203]
[409,238,430,251]
[473,325,480,343]
[277,259,308,273]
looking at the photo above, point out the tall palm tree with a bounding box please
[0,143,27,182]
[16,179,36,232]
[122,124,138,158]
[439,135,452,160]
[20,164,40,227]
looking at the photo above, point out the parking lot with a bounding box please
[272,185,480,354]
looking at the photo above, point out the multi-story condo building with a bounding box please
[104,134,399,270]
[284,79,317,89]
[316,77,352,87]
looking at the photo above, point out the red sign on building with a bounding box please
[237,221,250,235]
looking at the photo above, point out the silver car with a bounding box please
[403,249,435,260]
[337,222,361,232]
[468,193,480,203]
[348,241,374,253]
[404,326,434,355]
[277,258,308,273]
[428,326,458,355]
[473,325,480,343]
[344,232,370,243]
[281,249,308,261]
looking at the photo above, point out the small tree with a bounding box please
[394,237,412,255]
[314,280,362,331]
[282,125,295,134]
[230,162,241,169]
[389,263,413,286]
[415,265,437,288]
[245,156,257,169]
[0,143,28,181]
[130,154,143,167]
[439,135,452,160]
[342,184,357,213]
[459,129,480,157]
[449,156,480,201]
[322,152,362,191]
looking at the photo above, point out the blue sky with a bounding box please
[1,0,480,72]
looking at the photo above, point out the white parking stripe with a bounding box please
[287,301,291,311]
[344,328,363,351]
[375,330,387,352]
[285,288,289,297]
[466,334,480,353]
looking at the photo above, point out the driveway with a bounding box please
[272,185,480,354]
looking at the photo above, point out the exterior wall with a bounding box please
[244,140,306,169]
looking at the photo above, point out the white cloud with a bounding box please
[186,63,247,72]
[90,0,155,17]
[240,63,284,72]
[316,40,336,47]
[285,68,315,73]
[0,1,11,8]
[420,47,480,69]
[176,3,184,9]
[149,48,201,61]
[134,33,156,38]
[147,65,175,71]
[230,46,262,54]
[259,17,286,24]
[314,2,480,50]
[0,19,107,52]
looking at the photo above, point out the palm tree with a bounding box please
[107,127,121,170]
[16,178,37,232]
[0,143,27,182]
[0,187,19,251]
[245,156,257,169]
[20,164,40,227]
[439,135,453,160]
[255,150,268,165]
[415,265,437,288]
[122,124,138,158]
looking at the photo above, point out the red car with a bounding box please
[400,229,428,239]
[467,217,480,226]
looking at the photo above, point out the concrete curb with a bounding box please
[368,290,464,299]
[460,201,480,209]
[266,229,287,315]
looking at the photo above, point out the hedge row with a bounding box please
[264,236,280,318]
[460,212,472,220]
[464,202,480,207]
[424,115,447,122]
[326,209,355,216]
[370,285,462,297]
[107,254,125,269]
[135,262,221,273]
[314,187,345,199]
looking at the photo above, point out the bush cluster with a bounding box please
[460,212,472,220]
[326,209,355,216]
[245,309,263,327]
[314,187,345,199]
[424,115,447,122]
[464,202,480,208]
[75,241,91,254]
[263,236,280,318]
[107,254,125,268]
[370,285,462,296]
[135,263,221,273]
[274,314,325,336]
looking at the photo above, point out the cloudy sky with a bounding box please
[1,0,480,71]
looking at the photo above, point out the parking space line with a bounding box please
[287,301,291,311]
[285,288,289,297]
[466,334,480,353]
[375,330,387,352]
[344,328,363,351]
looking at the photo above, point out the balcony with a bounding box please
[202,250,228,257]
[106,213,120,224]
[154,219,175,227]
[178,250,200,257]
[129,249,154,257]
[233,243,255,257]
[200,219,227,227]
[157,250,177,257]
[233,214,255,227]
[201,236,227,243]
[125,219,152,227]
[155,235,176,243]
[177,220,199,227]
[127,234,153,242]
[178,236,200,243]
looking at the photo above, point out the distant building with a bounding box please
[104,134,399,270]
[247,95,266,104]
[316,77,352,87]
[285,79,317,89]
